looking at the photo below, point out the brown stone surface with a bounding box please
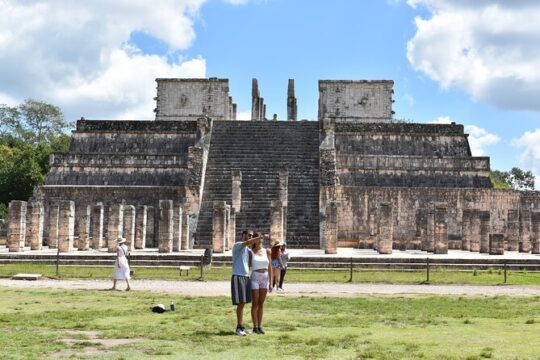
[212,201,226,253]
[47,202,59,248]
[489,233,504,255]
[27,201,44,251]
[158,200,173,253]
[532,211,540,254]
[506,209,520,251]
[434,205,448,254]
[519,209,532,252]
[90,203,104,249]
[479,211,490,254]
[77,205,91,251]
[134,205,147,249]
[107,204,124,253]
[123,205,136,250]
[57,200,75,253]
[7,201,27,252]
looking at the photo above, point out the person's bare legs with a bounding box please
[125,279,131,291]
[110,279,117,290]
[236,303,245,327]
[257,289,267,329]
[251,290,260,328]
[273,268,281,289]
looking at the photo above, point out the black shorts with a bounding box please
[231,275,252,305]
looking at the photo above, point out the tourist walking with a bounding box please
[249,235,272,334]
[231,230,264,336]
[270,241,285,290]
[278,243,290,291]
[110,238,131,291]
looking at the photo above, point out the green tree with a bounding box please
[0,99,72,219]
[490,168,535,191]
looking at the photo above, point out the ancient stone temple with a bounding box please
[6,77,540,254]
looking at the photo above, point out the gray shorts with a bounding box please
[231,275,252,305]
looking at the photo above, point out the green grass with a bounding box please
[0,288,539,359]
[2,263,540,285]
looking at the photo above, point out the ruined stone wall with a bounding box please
[155,78,233,121]
[318,80,394,122]
[336,186,540,248]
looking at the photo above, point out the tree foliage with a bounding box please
[490,168,535,191]
[0,100,72,219]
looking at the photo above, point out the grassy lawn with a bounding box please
[0,287,539,359]
[1,263,540,285]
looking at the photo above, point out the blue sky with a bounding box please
[1,0,540,180]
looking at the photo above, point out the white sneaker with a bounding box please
[235,326,247,336]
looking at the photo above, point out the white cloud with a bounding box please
[428,116,500,156]
[513,129,540,182]
[223,0,250,4]
[407,0,540,111]
[235,111,251,120]
[0,0,207,120]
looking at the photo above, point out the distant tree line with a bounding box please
[0,100,72,219]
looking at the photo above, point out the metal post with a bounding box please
[426,257,430,284]
[198,255,204,281]
[504,261,507,284]
[55,247,60,277]
[348,257,353,283]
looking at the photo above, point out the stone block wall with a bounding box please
[155,78,234,121]
[318,80,394,122]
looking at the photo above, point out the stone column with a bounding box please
[27,201,44,251]
[531,211,540,254]
[212,201,227,253]
[377,203,393,254]
[519,209,532,253]
[173,205,183,252]
[232,171,242,213]
[47,202,59,248]
[146,206,155,248]
[434,205,448,254]
[122,205,135,250]
[181,211,190,250]
[90,203,104,250]
[279,171,289,242]
[134,205,147,249]
[224,204,231,250]
[425,206,435,252]
[270,200,284,245]
[7,200,27,252]
[479,211,490,254]
[323,201,338,254]
[107,204,124,253]
[470,210,481,252]
[506,209,520,251]
[416,208,428,251]
[158,200,173,253]
[489,233,504,255]
[461,209,472,251]
[228,210,236,250]
[287,79,298,121]
[57,200,75,253]
[77,205,91,251]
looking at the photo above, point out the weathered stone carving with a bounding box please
[48,202,59,249]
[107,204,124,253]
[134,205,147,249]
[91,203,104,249]
[57,200,75,253]
[77,205,91,251]
[377,202,393,254]
[489,233,504,255]
[479,211,490,254]
[434,205,448,254]
[287,79,297,121]
[123,205,136,250]
[7,201,27,252]
[532,211,540,254]
[27,201,44,251]
[506,210,520,251]
[519,209,531,252]
[158,200,174,253]
[212,201,227,253]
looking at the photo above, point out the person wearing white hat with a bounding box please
[110,237,131,291]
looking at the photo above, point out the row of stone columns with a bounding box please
[5,199,191,253]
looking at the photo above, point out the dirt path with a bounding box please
[1,278,540,297]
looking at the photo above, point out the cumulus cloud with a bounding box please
[407,0,540,111]
[235,111,252,120]
[0,0,207,120]
[513,129,540,181]
[429,116,500,156]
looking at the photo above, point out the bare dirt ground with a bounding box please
[1,278,540,297]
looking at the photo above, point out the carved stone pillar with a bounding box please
[479,211,490,254]
[181,211,190,250]
[279,171,289,241]
[489,233,504,255]
[48,202,59,248]
[27,201,44,251]
[377,202,393,254]
[90,203,104,250]
[425,206,435,252]
[173,205,182,252]
[107,204,124,253]
[434,205,448,254]
[519,209,531,253]
[57,200,75,253]
[228,210,236,250]
[224,204,231,251]
[158,200,174,253]
[470,210,481,252]
[134,205,147,249]
[146,206,155,248]
[212,201,227,253]
[461,209,472,251]
[77,205,91,251]
[506,209,519,251]
[324,201,338,254]
[531,211,540,254]
[270,200,284,246]
[7,200,27,252]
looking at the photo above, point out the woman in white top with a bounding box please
[110,237,131,291]
[249,235,272,334]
